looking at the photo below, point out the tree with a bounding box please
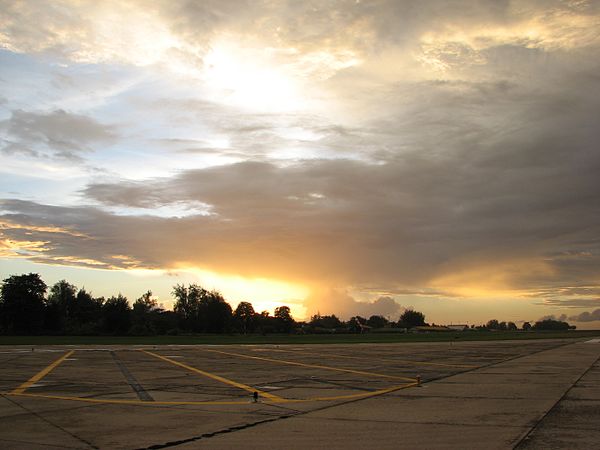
[0,273,47,334]
[274,306,295,333]
[398,309,426,328]
[257,310,275,334]
[532,319,571,331]
[102,295,131,334]
[486,319,500,330]
[309,314,343,331]
[70,288,103,333]
[233,301,256,334]
[507,321,518,331]
[203,290,232,333]
[172,284,232,333]
[46,280,77,332]
[367,315,389,329]
[522,321,532,331]
[132,291,160,334]
[173,284,205,332]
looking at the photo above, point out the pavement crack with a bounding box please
[133,413,298,450]
[1,394,99,449]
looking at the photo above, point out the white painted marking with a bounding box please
[258,386,284,390]
[584,338,600,344]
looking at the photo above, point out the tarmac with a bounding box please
[0,337,598,449]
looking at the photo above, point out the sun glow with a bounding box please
[202,38,307,112]
[177,267,309,319]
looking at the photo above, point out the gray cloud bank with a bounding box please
[1,109,114,160]
[569,309,600,322]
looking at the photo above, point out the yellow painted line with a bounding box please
[11,350,75,395]
[8,392,255,406]
[270,348,478,369]
[141,350,283,402]
[205,349,417,382]
[5,381,417,406]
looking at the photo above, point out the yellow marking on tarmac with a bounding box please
[11,350,75,395]
[205,349,417,382]
[269,348,478,369]
[6,381,417,406]
[141,350,283,402]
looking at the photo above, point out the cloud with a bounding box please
[569,308,600,322]
[0,110,115,160]
[1,0,600,317]
[537,314,568,322]
[303,289,403,320]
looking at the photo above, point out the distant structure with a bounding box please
[446,324,468,331]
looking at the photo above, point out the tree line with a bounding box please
[0,273,298,336]
[0,273,574,335]
[0,273,428,336]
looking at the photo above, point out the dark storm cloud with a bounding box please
[0,109,115,160]
[569,309,600,322]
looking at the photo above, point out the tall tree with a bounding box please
[0,273,47,334]
[233,301,256,334]
[132,291,159,334]
[46,280,77,332]
[173,284,206,332]
[173,284,232,333]
[72,288,103,332]
[203,290,232,333]
[102,294,131,334]
[274,306,295,333]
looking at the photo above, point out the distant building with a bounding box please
[446,324,468,331]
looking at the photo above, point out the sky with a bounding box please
[1,0,600,328]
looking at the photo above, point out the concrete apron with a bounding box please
[186,340,600,450]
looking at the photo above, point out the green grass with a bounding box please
[0,330,598,345]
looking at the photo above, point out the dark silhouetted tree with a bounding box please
[173,284,204,332]
[0,273,47,334]
[204,290,232,333]
[486,319,500,330]
[172,284,232,333]
[71,289,103,333]
[522,321,532,331]
[532,319,571,331]
[367,315,389,328]
[398,309,426,328]
[274,306,295,333]
[257,310,275,334]
[234,301,256,334]
[507,321,518,331]
[46,280,77,332]
[131,291,160,334]
[309,314,343,331]
[102,294,131,334]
